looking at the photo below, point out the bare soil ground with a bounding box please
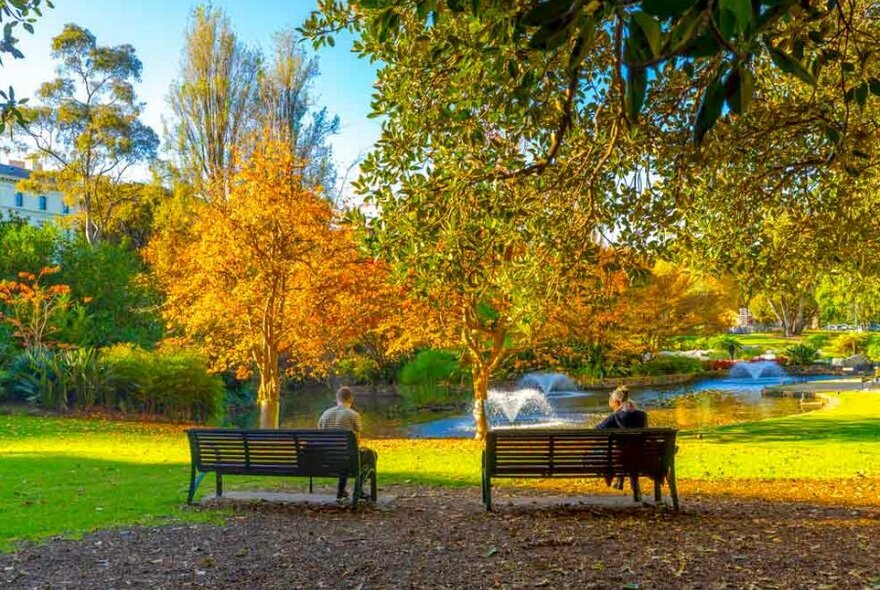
[2,485,879,590]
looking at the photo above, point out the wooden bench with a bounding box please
[482,428,678,511]
[187,428,377,508]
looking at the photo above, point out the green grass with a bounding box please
[2,385,880,550]
[678,390,880,479]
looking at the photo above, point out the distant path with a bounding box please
[765,377,880,393]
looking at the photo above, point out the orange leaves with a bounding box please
[148,135,372,385]
[0,266,73,350]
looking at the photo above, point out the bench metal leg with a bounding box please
[481,451,492,511]
[352,474,362,510]
[668,463,679,511]
[187,466,207,505]
[630,475,641,503]
[309,477,313,494]
[654,478,662,503]
[216,472,223,498]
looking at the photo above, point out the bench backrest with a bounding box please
[486,428,677,479]
[188,428,358,477]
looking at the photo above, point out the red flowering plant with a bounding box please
[0,266,72,350]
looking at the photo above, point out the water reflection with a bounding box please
[271,375,833,438]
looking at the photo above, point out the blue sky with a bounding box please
[3,0,380,188]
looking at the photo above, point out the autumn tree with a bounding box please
[148,137,363,428]
[14,24,159,244]
[621,261,736,352]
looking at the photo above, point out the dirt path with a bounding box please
[2,486,879,590]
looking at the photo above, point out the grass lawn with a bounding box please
[3,386,880,551]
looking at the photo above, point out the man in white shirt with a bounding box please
[318,387,376,501]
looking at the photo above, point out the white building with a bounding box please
[0,160,73,227]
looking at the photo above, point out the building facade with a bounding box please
[0,161,72,227]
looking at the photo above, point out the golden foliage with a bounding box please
[147,136,373,425]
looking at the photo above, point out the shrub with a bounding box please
[866,335,880,362]
[785,343,818,366]
[101,344,223,422]
[146,349,224,422]
[829,332,869,357]
[6,348,68,409]
[2,344,223,422]
[707,334,743,359]
[804,333,830,351]
[335,354,382,385]
[631,355,703,376]
[398,349,463,386]
[705,359,737,371]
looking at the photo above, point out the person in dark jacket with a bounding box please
[596,386,647,429]
[596,386,647,498]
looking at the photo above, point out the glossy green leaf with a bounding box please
[522,0,574,27]
[694,65,727,144]
[625,66,647,123]
[643,0,693,19]
[665,8,704,54]
[720,0,752,35]
[768,45,816,85]
[724,65,754,115]
[632,12,662,58]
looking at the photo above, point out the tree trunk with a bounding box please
[257,349,281,429]
[472,366,489,441]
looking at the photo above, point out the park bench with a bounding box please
[482,428,678,511]
[186,428,377,508]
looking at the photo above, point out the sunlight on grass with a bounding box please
[2,387,879,551]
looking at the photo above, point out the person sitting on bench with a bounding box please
[596,386,647,429]
[318,387,377,501]
[596,386,648,495]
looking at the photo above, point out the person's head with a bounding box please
[609,386,630,411]
[336,386,354,408]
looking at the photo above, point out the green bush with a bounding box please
[631,355,703,376]
[866,335,880,362]
[398,350,463,386]
[740,345,766,359]
[829,332,869,357]
[56,238,163,348]
[101,344,224,422]
[2,344,223,422]
[6,348,68,409]
[804,333,831,351]
[785,343,818,366]
[335,354,382,385]
[707,334,743,359]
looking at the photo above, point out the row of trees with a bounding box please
[5,1,880,437]
[300,0,880,434]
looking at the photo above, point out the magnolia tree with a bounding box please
[148,137,365,428]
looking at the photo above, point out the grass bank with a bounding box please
[2,387,880,550]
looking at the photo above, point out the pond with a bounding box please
[276,370,836,438]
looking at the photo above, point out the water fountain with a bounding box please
[516,372,579,394]
[729,360,787,379]
[485,388,555,425]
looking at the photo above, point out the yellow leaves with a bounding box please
[149,134,375,383]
